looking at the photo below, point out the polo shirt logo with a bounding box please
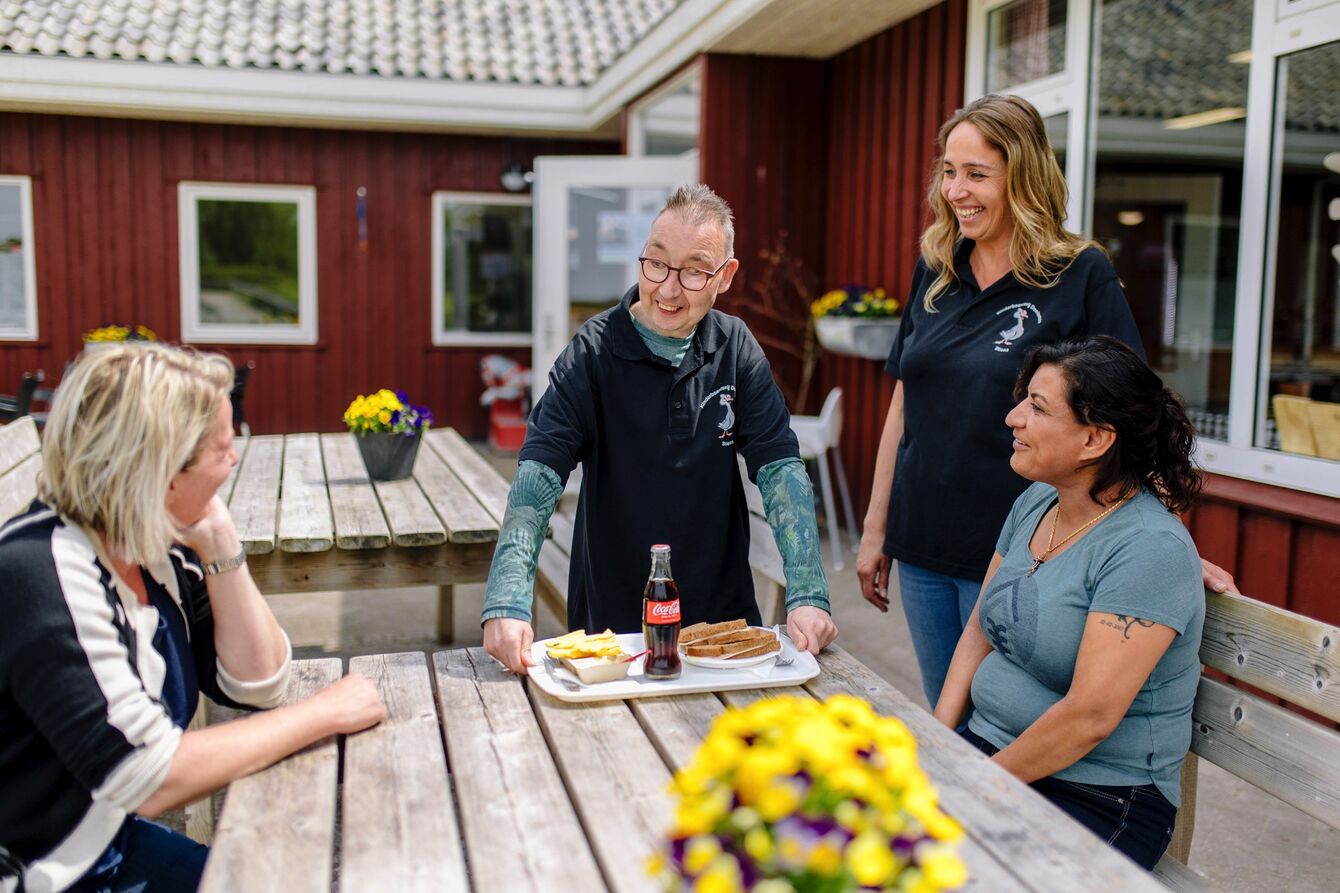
[993,302,1043,353]
[700,384,736,446]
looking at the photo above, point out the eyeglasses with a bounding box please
[638,256,732,292]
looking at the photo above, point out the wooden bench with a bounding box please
[532,459,788,629]
[1153,589,1340,891]
[0,416,41,520]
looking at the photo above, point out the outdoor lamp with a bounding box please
[500,162,534,193]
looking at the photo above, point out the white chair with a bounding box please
[790,387,859,570]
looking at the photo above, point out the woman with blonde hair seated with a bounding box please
[935,335,1204,869]
[0,344,385,893]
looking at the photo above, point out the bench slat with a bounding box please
[343,652,468,891]
[0,452,40,523]
[200,659,343,893]
[550,511,576,554]
[527,687,672,893]
[277,434,335,553]
[808,647,1166,892]
[413,442,497,543]
[1151,853,1220,892]
[1190,675,1340,831]
[432,648,605,892]
[0,416,40,474]
[319,434,391,549]
[229,435,283,555]
[1200,589,1340,722]
[424,428,510,524]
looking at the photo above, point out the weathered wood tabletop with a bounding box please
[222,428,507,640]
[199,647,1164,893]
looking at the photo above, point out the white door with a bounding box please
[531,154,698,398]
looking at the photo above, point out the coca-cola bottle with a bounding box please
[642,544,682,680]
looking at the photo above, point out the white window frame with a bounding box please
[178,181,317,345]
[967,0,1340,497]
[966,0,1095,229]
[626,59,702,160]
[430,191,533,348]
[0,175,38,341]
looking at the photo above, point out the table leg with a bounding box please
[437,584,455,644]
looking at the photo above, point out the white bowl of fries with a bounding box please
[544,629,634,684]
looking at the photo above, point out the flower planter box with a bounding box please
[814,316,901,361]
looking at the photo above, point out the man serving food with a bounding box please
[482,184,838,673]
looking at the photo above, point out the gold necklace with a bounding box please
[1027,494,1132,576]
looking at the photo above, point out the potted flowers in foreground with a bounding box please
[811,286,901,361]
[343,389,433,481]
[649,694,967,893]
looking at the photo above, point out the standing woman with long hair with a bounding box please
[856,93,1232,708]
[934,336,1205,869]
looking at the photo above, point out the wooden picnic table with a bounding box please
[199,647,1165,893]
[223,428,509,640]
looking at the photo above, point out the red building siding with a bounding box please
[0,112,614,437]
[700,53,831,413]
[817,0,966,512]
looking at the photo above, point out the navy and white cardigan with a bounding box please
[0,501,291,893]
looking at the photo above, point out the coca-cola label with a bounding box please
[645,598,681,625]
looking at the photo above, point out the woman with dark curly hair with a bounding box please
[934,335,1204,869]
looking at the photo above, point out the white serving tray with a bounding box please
[527,632,820,703]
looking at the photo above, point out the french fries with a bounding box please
[545,629,626,660]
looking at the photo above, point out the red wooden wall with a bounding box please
[0,112,614,437]
[700,54,831,413]
[816,0,966,516]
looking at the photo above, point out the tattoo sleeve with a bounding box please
[1097,614,1157,641]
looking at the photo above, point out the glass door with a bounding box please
[531,155,698,398]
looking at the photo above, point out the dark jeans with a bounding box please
[69,817,208,893]
[960,727,1177,870]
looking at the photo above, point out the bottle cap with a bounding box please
[650,544,670,553]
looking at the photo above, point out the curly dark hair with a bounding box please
[1014,336,1202,513]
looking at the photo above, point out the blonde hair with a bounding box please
[38,343,234,566]
[657,184,736,259]
[919,94,1102,311]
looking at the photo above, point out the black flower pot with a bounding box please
[355,431,422,481]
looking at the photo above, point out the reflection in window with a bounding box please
[634,70,700,156]
[1045,112,1067,174]
[1264,40,1340,460]
[197,200,300,325]
[0,177,35,339]
[1091,0,1251,442]
[986,0,1066,92]
[438,198,532,336]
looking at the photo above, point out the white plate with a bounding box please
[679,626,780,669]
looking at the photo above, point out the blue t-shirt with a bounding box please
[967,483,1204,805]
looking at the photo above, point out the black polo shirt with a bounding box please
[521,286,799,633]
[884,242,1144,581]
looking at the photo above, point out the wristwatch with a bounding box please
[201,547,248,576]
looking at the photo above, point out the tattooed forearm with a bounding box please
[1099,614,1157,640]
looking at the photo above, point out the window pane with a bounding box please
[1091,0,1251,443]
[986,0,1066,92]
[0,184,29,331]
[636,75,700,156]
[197,199,300,325]
[1045,112,1068,175]
[441,202,532,334]
[1263,40,1340,459]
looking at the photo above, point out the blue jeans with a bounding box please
[896,560,981,708]
[70,817,208,893]
[960,728,1176,869]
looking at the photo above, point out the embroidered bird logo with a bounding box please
[995,307,1029,346]
[717,393,735,439]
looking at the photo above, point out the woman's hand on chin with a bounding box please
[174,494,243,564]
